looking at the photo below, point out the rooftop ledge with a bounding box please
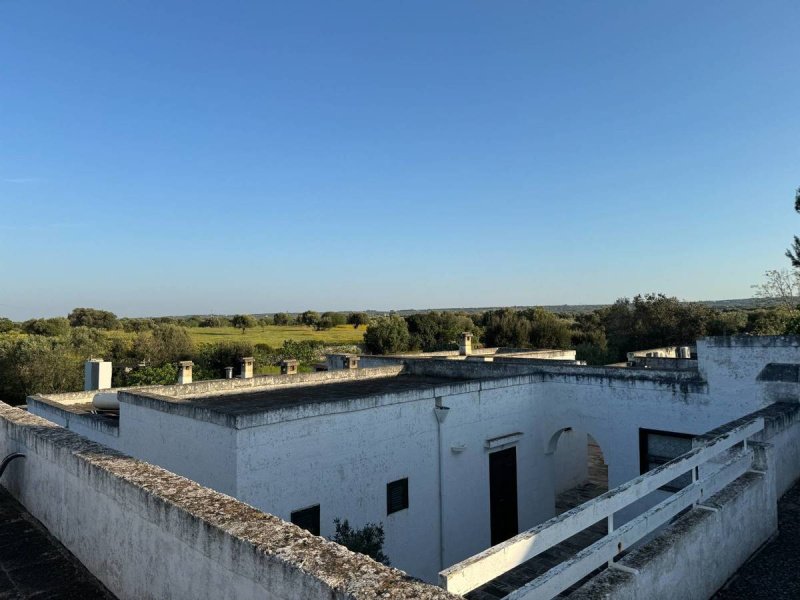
[0,402,457,600]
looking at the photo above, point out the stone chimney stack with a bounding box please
[178,361,193,385]
[240,357,254,379]
[225,366,234,379]
[459,332,473,356]
[280,359,298,375]
[343,354,360,369]
[84,359,112,391]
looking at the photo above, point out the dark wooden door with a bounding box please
[489,447,519,546]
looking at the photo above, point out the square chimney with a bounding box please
[281,359,298,375]
[240,357,254,379]
[459,332,473,356]
[343,354,359,369]
[178,361,193,385]
[84,359,112,391]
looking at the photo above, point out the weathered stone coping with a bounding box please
[696,401,800,442]
[405,358,708,391]
[118,365,709,431]
[0,403,457,600]
[119,377,481,430]
[701,335,800,348]
[26,397,119,437]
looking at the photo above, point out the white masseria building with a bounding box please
[17,335,800,599]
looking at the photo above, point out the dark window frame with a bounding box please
[291,504,321,536]
[386,478,409,515]
[638,428,694,492]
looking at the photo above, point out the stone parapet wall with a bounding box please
[0,403,456,600]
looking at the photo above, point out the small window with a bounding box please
[387,478,409,515]
[291,504,320,535]
[639,429,694,492]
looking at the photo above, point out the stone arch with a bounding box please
[546,426,609,511]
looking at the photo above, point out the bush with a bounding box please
[347,312,371,327]
[22,317,70,337]
[123,363,179,387]
[132,325,194,366]
[195,341,255,377]
[363,317,410,354]
[330,519,390,565]
[67,307,119,330]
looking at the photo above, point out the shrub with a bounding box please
[330,519,390,565]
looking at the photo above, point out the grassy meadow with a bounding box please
[186,324,367,347]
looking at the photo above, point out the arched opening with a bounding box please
[550,429,608,515]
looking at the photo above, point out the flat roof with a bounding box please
[119,373,473,429]
[180,374,463,416]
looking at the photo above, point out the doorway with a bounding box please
[489,447,519,546]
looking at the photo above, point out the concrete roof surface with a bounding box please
[170,374,467,416]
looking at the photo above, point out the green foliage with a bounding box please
[785,187,800,268]
[300,310,320,327]
[0,318,15,333]
[67,307,119,330]
[231,314,257,333]
[195,341,255,377]
[521,308,572,349]
[363,316,410,354]
[406,311,479,352]
[347,312,371,327]
[22,317,70,337]
[119,318,156,332]
[481,309,531,348]
[275,339,325,363]
[706,311,748,336]
[123,363,179,386]
[131,324,194,366]
[272,312,292,326]
[600,294,711,361]
[200,316,231,328]
[330,519,390,565]
[784,313,800,335]
[317,312,346,330]
[747,308,795,335]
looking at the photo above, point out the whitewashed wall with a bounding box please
[26,336,800,585]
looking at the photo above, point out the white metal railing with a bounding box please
[439,417,764,598]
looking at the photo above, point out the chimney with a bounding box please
[459,332,473,356]
[240,357,254,379]
[84,359,112,391]
[225,366,234,379]
[280,359,298,375]
[678,346,692,359]
[177,361,193,385]
[343,354,359,369]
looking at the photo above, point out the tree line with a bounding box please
[362,293,800,363]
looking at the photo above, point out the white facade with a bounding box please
[27,336,800,584]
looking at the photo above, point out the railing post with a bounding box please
[607,512,614,567]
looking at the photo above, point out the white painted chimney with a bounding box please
[281,359,298,375]
[178,361,193,384]
[225,366,234,379]
[84,359,112,391]
[240,357,254,379]
[459,332,473,356]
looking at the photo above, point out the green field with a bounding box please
[186,325,367,347]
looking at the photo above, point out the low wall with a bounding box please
[628,357,698,370]
[572,402,800,600]
[0,403,455,600]
[571,469,776,600]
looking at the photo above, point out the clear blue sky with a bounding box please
[1,1,798,320]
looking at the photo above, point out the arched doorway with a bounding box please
[548,429,609,515]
